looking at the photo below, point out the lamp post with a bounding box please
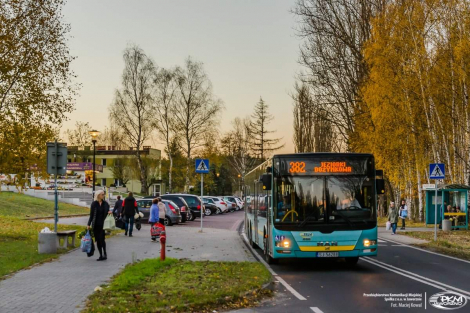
[238,174,241,196]
[89,130,100,200]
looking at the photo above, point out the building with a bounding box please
[67,145,164,195]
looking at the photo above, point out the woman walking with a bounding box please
[158,197,166,224]
[388,201,399,235]
[87,190,112,261]
[149,198,160,225]
[399,200,408,230]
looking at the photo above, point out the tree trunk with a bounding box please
[168,154,173,193]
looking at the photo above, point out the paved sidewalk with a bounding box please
[0,224,255,313]
[378,227,429,244]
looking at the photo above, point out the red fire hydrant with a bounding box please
[160,231,166,261]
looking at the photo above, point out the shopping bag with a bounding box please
[81,231,92,252]
[115,216,125,230]
[151,222,165,237]
[104,214,116,230]
[135,218,142,231]
[87,238,95,257]
[386,221,391,230]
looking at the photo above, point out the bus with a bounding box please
[244,153,384,265]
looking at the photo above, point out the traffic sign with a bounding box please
[429,163,445,180]
[422,184,435,190]
[195,159,209,173]
[47,142,67,175]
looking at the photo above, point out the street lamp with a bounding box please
[89,129,100,199]
[238,174,241,196]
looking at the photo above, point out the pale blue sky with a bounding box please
[62,0,301,154]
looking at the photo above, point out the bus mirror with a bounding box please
[260,174,272,190]
[376,179,385,194]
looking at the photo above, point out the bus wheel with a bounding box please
[345,257,359,266]
[263,235,277,264]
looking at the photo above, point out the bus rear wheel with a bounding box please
[249,228,256,249]
[263,235,277,264]
[345,257,359,266]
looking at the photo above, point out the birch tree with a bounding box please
[109,45,155,194]
[173,57,222,191]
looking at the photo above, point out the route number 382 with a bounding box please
[289,162,306,173]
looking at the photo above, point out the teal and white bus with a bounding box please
[244,153,384,264]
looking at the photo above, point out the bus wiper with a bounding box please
[332,210,354,228]
[298,215,317,228]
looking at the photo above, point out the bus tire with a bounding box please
[249,228,256,249]
[345,257,359,266]
[263,235,277,264]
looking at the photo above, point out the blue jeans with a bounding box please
[124,216,134,235]
[391,223,397,234]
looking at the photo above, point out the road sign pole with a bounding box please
[434,180,437,241]
[54,140,58,233]
[200,173,203,232]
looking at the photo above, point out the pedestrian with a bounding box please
[87,190,111,261]
[112,195,123,217]
[399,200,408,230]
[121,192,139,237]
[149,198,160,225]
[158,197,166,224]
[388,201,399,235]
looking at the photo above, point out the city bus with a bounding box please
[244,153,384,265]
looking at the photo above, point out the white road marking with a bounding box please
[310,307,324,313]
[363,257,470,299]
[377,239,386,243]
[379,236,470,264]
[241,232,307,300]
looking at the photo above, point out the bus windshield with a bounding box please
[274,174,375,227]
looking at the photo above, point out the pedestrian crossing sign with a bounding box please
[195,159,210,173]
[429,163,445,180]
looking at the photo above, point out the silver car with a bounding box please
[137,199,182,226]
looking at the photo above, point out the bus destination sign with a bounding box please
[314,162,352,173]
[282,159,362,175]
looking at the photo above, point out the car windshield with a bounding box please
[274,175,375,226]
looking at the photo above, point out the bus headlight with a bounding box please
[275,239,291,248]
[363,239,376,247]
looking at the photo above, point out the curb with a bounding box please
[26,214,90,221]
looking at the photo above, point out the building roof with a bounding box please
[440,184,470,190]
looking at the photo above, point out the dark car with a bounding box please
[145,195,191,222]
[202,198,218,216]
[163,194,202,220]
[137,199,182,226]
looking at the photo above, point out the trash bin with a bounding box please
[38,232,58,254]
[442,219,452,232]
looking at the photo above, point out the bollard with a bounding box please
[160,231,166,261]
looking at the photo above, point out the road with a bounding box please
[43,211,470,312]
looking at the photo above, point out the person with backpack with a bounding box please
[399,200,408,230]
[388,201,399,235]
[121,192,139,237]
[87,190,112,261]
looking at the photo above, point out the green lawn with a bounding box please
[0,192,89,218]
[403,230,470,261]
[0,216,87,278]
[84,258,272,313]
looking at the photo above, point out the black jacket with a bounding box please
[113,199,123,215]
[122,196,139,217]
[87,200,110,229]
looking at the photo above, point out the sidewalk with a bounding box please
[0,224,255,313]
[378,227,430,244]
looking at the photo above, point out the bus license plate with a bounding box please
[317,252,339,258]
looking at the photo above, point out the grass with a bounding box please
[377,216,428,228]
[403,230,470,261]
[83,258,272,313]
[0,216,87,278]
[0,191,89,218]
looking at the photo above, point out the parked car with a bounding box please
[222,196,238,212]
[201,198,218,216]
[162,194,201,220]
[145,195,191,222]
[234,197,244,210]
[137,199,182,226]
[206,197,228,214]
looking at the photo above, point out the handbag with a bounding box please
[115,216,125,230]
[104,214,116,230]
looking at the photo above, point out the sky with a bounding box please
[62,0,302,154]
